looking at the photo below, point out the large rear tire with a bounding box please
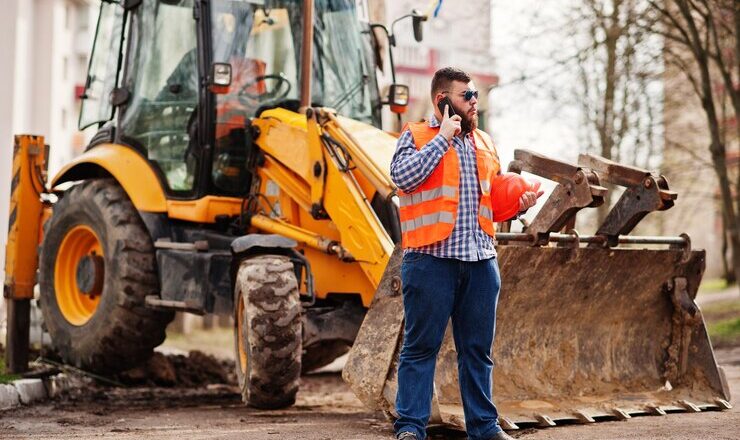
[39,179,173,373]
[234,255,302,409]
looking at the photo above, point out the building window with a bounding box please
[77,4,90,31]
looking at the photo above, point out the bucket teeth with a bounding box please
[497,416,519,431]
[645,404,667,416]
[611,408,632,420]
[535,414,556,428]
[678,400,702,413]
[714,398,732,410]
[573,410,595,424]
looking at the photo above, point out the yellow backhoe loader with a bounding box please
[4,0,731,432]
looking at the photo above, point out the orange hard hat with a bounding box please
[490,172,541,222]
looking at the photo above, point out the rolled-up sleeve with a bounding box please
[390,130,450,193]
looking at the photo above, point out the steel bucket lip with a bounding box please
[435,397,732,431]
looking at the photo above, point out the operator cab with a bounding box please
[79,0,380,199]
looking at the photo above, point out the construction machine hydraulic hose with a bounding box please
[322,112,396,200]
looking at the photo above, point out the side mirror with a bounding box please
[389,84,409,114]
[411,9,427,42]
[209,62,232,94]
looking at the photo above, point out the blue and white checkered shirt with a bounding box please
[390,116,497,261]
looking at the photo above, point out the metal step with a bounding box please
[144,295,205,315]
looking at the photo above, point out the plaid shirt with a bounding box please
[390,116,496,261]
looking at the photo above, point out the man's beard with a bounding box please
[460,111,478,134]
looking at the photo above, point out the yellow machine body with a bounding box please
[4,135,48,300]
[47,107,398,307]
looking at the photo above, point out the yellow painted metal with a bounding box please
[4,135,48,299]
[50,143,167,213]
[167,196,243,223]
[250,214,335,253]
[327,114,397,200]
[251,108,396,306]
[235,290,248,374]
[318,124,394,292]
[306,112,326,212]
[252,109,312,181]
[54,225,103,326]
[261,155,311,212]
[249,213,376,306]
[300,247,375,306]
[335,117,399,174]
[260,108,308,130]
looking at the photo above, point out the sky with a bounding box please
[485,1,584,220]
[487,1,580,170]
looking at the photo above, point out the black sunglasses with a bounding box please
[463,90,479,101]
[444,90,479,101]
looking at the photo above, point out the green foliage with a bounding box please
[708,318,740,348]
[699,278,730,294]
[0,357,20,384]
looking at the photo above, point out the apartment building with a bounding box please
[1,0,97,336]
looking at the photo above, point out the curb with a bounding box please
[0,373,86,411]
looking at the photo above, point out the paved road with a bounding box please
[1,347,738,440]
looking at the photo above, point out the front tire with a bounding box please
[234,255,302,409]
[39,179,173,373]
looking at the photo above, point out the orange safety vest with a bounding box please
[398,122,500,248]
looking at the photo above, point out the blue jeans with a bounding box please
[394,252,502,440]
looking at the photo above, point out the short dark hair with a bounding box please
[430,67,471,99]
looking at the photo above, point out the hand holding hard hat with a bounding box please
[490,172,544,222]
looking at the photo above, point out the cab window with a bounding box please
[79,1,125,130]
[119,0,198,193]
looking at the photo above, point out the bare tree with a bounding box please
[644,0,739,283]
[496,0,664,223]
[571,0,664,221]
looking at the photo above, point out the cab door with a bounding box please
[117,0,201,196]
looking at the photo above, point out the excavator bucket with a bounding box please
[343,150,731,431]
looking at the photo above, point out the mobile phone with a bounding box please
[437,96,457,118]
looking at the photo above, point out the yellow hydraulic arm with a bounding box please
[4,135,49,373]
[250,108,397,306]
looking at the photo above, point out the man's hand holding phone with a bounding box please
[439,104,462,141]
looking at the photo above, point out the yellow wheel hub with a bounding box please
[236,292,248,374]
[54,225,104,326]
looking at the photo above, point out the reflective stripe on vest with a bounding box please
[480,205,494,221]
[480,179,491,194]
[472,129,500,236]
[398,185,457,207]
[401,211,455,233]
[398,122,500,248]
[398,122,458,248]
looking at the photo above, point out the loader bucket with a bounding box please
[343,150,732,431]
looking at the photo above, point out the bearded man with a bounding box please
[389,67,540,440]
